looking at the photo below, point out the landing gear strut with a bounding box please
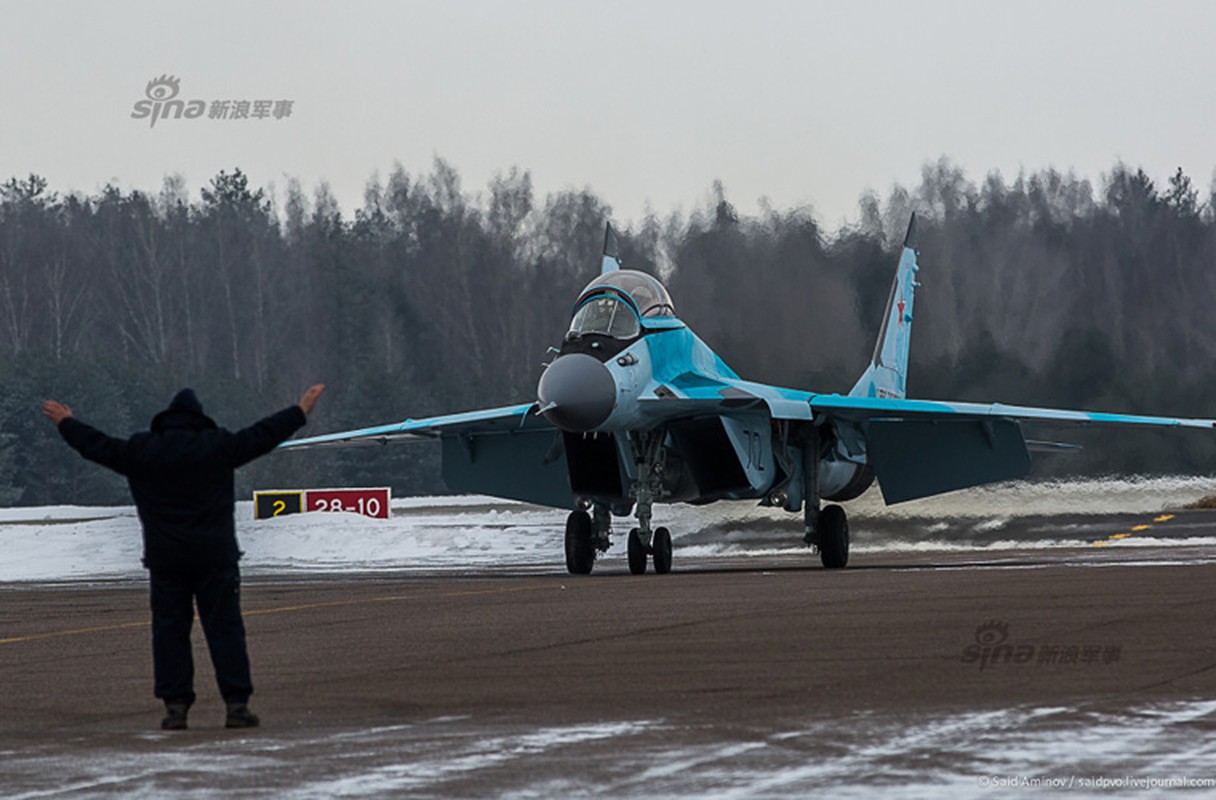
[801,427,849,569]
[622,431,675,575]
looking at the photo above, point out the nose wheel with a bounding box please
[627,528,646,574]
[652,527,672,574]
[627,526,673,575]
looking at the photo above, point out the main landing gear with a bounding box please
[565,427,851,574]
[564,503,611,575]
[801,428,849,569]
[567,502,845,574]
[811,504,849,569]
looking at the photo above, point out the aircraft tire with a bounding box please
[565,511,595,575]
[653,526,673,574]
[818,505,849,569]
[627,528,647,574]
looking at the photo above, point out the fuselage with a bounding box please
[535,270,873,509]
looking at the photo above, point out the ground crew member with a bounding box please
[41,384,326,730]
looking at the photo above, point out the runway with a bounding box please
[3,535,1216,796]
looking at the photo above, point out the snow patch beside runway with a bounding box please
[4,701,1215,798]
[2,476,1216,583]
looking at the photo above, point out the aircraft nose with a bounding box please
[537,353,616,432]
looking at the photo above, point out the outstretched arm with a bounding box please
[227,383,327,467]
[42,400,132,475]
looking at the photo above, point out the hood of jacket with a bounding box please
[151,388,218,433]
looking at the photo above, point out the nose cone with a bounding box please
[537,353,616,432]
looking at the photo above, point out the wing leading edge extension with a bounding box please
[280,403,541,448]
[809,394,1216,431]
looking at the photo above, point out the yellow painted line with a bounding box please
[242,583,553,618]
[0,620,150,645]
[1,582,556,646]
[1094,508,1177,544]
[242,594,410,618]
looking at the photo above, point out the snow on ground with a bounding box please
[4,701,1216,798]
[1,476,1214,583]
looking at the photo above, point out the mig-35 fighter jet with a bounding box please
[281,217,1215,574]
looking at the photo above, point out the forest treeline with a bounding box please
[3,156,1216,506]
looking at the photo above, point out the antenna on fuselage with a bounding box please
[601,222,622,274]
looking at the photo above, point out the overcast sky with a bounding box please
[3,0,1214,230]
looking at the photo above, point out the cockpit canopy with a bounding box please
[568,270,675,339]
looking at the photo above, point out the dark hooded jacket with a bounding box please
[57,390,307,571]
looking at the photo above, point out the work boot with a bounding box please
[161,702,189,731]
[225,702,260,729]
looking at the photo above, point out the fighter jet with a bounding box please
[281,217,1215,574]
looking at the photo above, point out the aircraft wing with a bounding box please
[279,403,544,449]
[809,394,1216,503]
[278,402,576,509]
[808,394,1216,430]
[637,386,1216,430]
[641,386,1216,504]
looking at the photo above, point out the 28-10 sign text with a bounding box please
[254,488,391,519]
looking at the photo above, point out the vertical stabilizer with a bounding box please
[601,222,622,274]
[849,215,920,399]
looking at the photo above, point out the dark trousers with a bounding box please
[149,563,252,706]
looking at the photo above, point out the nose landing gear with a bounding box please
[566,431,676,576]
[624,431,673,575]
[627,525,672,575]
